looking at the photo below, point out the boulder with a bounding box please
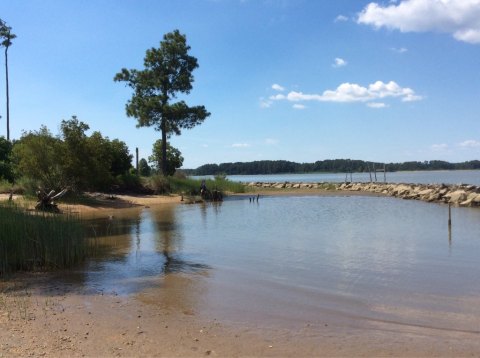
[445,190,468,204]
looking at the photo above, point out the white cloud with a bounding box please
[332,57,348,68]
[431,143,448,151]
[391,46,408,53]
[367,102,388,108]
[259,97,273,108]
[293,104,306,109]
[269,94,286,100]
[357,0,480,44]
[335,15,349,22]
[459,139,480,148]
[272,83,285,91]
[270,80,421,104]
[231,143,250,148]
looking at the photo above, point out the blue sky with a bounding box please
[1,0,480,168]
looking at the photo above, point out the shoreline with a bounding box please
[2,189,480,356]
[2,271,479,357]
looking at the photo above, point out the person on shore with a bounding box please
[200,180,207,196]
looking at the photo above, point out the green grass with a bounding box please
[0,202,87,276]
[167,176,247,195]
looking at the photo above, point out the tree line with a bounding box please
[0,117,135,192]
[190,159,480,176]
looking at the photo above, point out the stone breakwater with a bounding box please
[246,181,480,207]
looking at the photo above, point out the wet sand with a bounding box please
[2,192,480,356]
[2,272,479,357]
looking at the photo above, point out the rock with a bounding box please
[418,189,433,196]
[460,199,474,207]
[445,190,468,204]
[393,185,411,196]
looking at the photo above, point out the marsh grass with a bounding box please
[0,203,87,275]
[168,176,246,195]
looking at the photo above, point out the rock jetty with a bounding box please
[246,181,480,208]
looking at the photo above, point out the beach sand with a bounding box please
[1,192,479,357]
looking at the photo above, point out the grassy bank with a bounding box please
[0,203,87,275]
[148,175,247,195]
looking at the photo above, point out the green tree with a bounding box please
[114,29,210,176]
[0,135,13,181]
[0,19,16,141]
[12,126,65,190]
[149,140,183,176]
[138,158,151,177]
[60,118,133,191]
[108,139,133,176]
[60,117,92,190]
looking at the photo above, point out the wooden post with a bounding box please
[136,147,139,175]
[368,163,372,182]
[448,203,452,227]
[383,164,386,182]
[373,163,377,181]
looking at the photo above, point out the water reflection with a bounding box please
[79,204,210,296]
[23,196,480,332]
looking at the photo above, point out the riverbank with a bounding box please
[2,190,480,356]
[2,272,479,357]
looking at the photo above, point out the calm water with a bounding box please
[194,169,480,185]
[72,196,480,332]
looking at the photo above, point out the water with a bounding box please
[193,169,480,185]
[73,196,480,332]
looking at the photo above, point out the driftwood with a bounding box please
[35,188,68,212]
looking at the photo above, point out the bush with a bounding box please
[148,175,171,194]
[115,172,142,192]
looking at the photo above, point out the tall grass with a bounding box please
[0,203,87,275]
[167,176,246,195]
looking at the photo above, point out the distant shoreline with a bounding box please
[186,159,480,176]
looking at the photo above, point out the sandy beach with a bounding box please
[2,191,480,357]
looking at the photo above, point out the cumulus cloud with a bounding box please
[367,102,388,108]
[335,15,349,22]
[272,83,285,91]
[269,80,422,104]
[459,139,480,148]
[231,143,250,148]
[293,104,306,109]
[332,57,348,68]
[357,0,480,44]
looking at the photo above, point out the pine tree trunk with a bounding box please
[161,119,167,176]
[5,47,9,141]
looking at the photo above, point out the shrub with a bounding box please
[148,174,171,194]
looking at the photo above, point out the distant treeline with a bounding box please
[187,159,480,175]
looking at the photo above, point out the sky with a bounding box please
[1,0,480,168]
